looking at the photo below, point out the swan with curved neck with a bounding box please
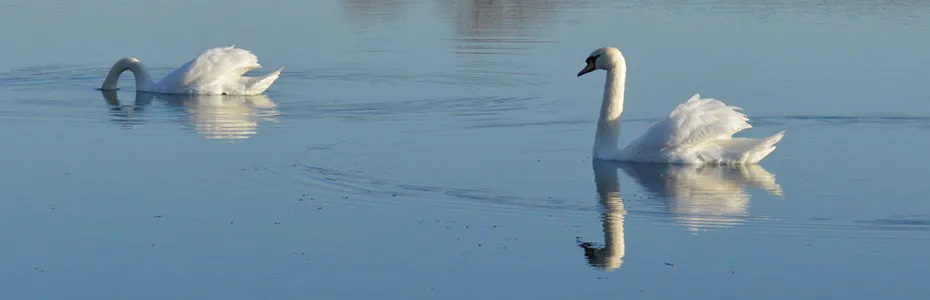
[577,47,785,165]
[99,46,283,95]
[101,57,155,92]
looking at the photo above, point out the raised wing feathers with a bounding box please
[177,46,262,87]
[628,94,752,151]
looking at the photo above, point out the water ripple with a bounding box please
[287,67,540,88]
[471,115,930,130]
[287,163,597,216]
[0,65,176,90]
[287,95,544,122]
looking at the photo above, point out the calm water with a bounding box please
[2,0,930,299]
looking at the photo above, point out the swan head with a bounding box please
[577,47,625,77]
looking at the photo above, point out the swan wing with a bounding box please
[156,46,262,90]
[621,94,784,164]
[237,67,284,95]
[626,93,751,151]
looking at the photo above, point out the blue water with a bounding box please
[2,0,929,299]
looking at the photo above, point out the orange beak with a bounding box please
[577,62,596,77]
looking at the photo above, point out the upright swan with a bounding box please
[577,47,784,165]
[100,46,283,95]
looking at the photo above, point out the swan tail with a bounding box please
[700,130,784,164]
[242,67,283,95]
[739,130,785,164]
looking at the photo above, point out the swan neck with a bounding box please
[594,67,627,158]
[101,58,155,92]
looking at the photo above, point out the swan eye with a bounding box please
[586,55,600,65]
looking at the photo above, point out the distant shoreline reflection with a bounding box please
[101,91,279,140]
[579,161,784,271]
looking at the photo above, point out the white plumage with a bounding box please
[621,94,784,164]
[100,46,282,95]
[577,47,784,164]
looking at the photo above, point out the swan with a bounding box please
[577,47,785,165]
[99,46,283,95]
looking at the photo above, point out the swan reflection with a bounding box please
[579,161,628,271]
[445,0,558,38]
[102,91,279,140]
[619,163,783,230]
[579,161,783,271]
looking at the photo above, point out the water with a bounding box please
[2,0,930,299]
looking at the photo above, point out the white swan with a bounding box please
[99,46,283,95]
[577,47,784,165]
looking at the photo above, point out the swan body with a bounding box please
[577,47,784,165]
[100,46,282,95]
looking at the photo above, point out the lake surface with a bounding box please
[2,0,930,299]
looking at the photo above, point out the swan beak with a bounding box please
[577,62,596,77]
